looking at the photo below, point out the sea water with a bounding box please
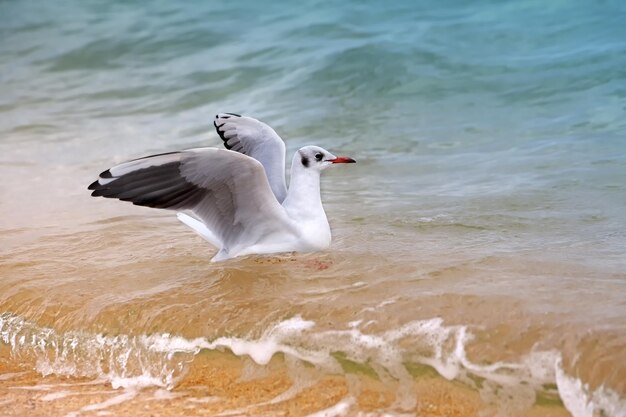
[1,0,625,416]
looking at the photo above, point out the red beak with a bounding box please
[329,156,356,164]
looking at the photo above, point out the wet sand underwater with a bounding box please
[1,191,624,415]
[0,353,573,417]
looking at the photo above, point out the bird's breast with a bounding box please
[295,218,331,251]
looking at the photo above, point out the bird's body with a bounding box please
[88,114,355,262]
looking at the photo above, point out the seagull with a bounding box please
[88,113,356,262]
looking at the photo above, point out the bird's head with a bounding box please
[297,146,356,172]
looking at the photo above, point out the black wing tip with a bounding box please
[88,180,100,190]
[90,169,113,192]
[213,120,231,148]
[214,112,241,119]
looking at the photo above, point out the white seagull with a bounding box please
[88,113,356,262]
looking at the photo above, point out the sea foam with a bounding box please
[1,312,624,416]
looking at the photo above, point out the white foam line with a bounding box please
[267,380,317,406]
[40,391,73,401]
[187,396,221,403]
[0,371,29,381]
[0,398,15,406]
[109,373,169,390]
[305,397,355,417]
[10,379,107,391]
[55,379,107,387]
[556,366,592,417]
[303,281,367,296]
[10,385,55,391]
[555,357,626,417]
[360,297,399,313]
[40,390,114,402]
[149,388,186,400]
[216,408,248,417]
[61,390,138,417]
[4,312,626,416]
[81,390,137,411]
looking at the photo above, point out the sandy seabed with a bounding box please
[0,355,571,417]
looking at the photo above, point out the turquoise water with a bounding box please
[1,0,626,415]
[2,0,625,262]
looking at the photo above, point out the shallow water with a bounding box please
[1,0,625,416]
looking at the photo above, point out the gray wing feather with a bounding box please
[88,148,294,251]
[214,113,288,203]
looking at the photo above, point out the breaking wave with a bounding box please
[1,312,624,415]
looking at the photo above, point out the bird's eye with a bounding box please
[315,152,323,161]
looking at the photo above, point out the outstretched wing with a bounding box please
[214,113,287,202]
[88,148,295,252]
